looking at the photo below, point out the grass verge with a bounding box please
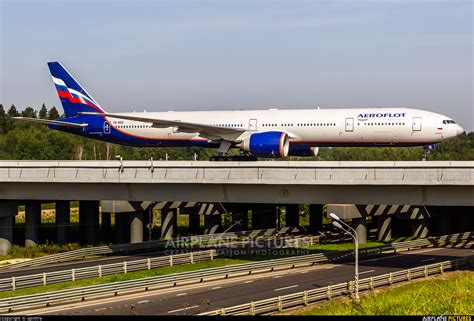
[0,243,83,261]
[0,257,252,299]
[303,241,385,252]
[288,270,473,316]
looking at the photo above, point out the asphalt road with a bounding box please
[0,237,305,278]
[25,246,472,316]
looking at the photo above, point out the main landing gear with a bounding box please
[210,140,258,161]
[209,155,258,161]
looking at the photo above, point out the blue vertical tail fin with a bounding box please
[47,62,106,117]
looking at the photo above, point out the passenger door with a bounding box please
[345,118,354,132]
[248,119,257,131]
[412,117,422,131]
[103,121,111,134]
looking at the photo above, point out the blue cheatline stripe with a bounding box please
[55,84,68,92]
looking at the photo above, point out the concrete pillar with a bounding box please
[161,209,177,240]
[0,201,17,255]
[309,204,323,232]
[434,215,451,235]
[0,216,14,255]
[56,201,70,245]
[101,212,112,243]
[189,212,201,234]
[115,213,129,244]
[142,209,152,241]
[252,204,277,230]
[130,211,144,243]
[412,219,429,238]
[457,207,473,232]
[285,204,299,227]
[204,214,222,234]
[79,201,99,245]
[352,217,367,245]
[377,216,392,242]
[25,201,41,248]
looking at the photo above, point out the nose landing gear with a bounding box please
[421,144,435,161]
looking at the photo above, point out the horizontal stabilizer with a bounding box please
[13,117,88,128]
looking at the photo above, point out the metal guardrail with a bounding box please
[0,227,303,271]
[199,255,474,315]
[0,232,470,313]
[0,235,319,293]
[0,250,216,293]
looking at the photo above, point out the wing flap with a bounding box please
[80,112,246,140]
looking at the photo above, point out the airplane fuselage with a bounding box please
[62,107,463,152]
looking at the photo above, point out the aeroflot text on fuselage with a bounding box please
[357,113,407,121]
[13,62,465,159]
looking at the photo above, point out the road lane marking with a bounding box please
[273,275,283,278]
[211,286,222,290]
[421,258,436,262]
[359,269,376,275]
[95,308,107,311]
[176,293,187,297]
[300,271,309,274]
[244,280,254,283]
[275,285,298,292]
[137,300,149,304]
[167,305,199,314]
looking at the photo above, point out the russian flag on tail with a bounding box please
[47,62,106,117]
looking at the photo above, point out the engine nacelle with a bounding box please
[238,131,290,158]
[288,146,319,157]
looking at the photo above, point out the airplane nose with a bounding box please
[456,125,465,136]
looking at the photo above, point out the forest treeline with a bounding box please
[1,104,473,161]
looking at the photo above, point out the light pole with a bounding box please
[329,213,359,302]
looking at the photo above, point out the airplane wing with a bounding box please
[80,112,246,141]
[13,117,88,128]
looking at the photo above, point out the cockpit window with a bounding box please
[443,120,456,124]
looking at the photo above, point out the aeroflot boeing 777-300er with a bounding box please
[15,62,465,160]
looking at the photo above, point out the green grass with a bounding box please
[303,241,386,252]
[0,257,252,299]
[0,243,83,261]
[293,271,474,316]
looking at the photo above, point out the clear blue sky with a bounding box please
[1,0,472,130]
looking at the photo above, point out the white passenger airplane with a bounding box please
[15,62,465,160]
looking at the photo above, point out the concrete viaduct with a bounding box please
[0,160,472,254]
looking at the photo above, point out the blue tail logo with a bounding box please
[47,62,106,118]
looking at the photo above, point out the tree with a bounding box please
[39,104,48,119]
[48,106,60,120]
[0,105,8,134]
[7,105,19,117]
[21,107,37,118]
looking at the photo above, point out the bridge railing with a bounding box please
[0,161,472,184]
